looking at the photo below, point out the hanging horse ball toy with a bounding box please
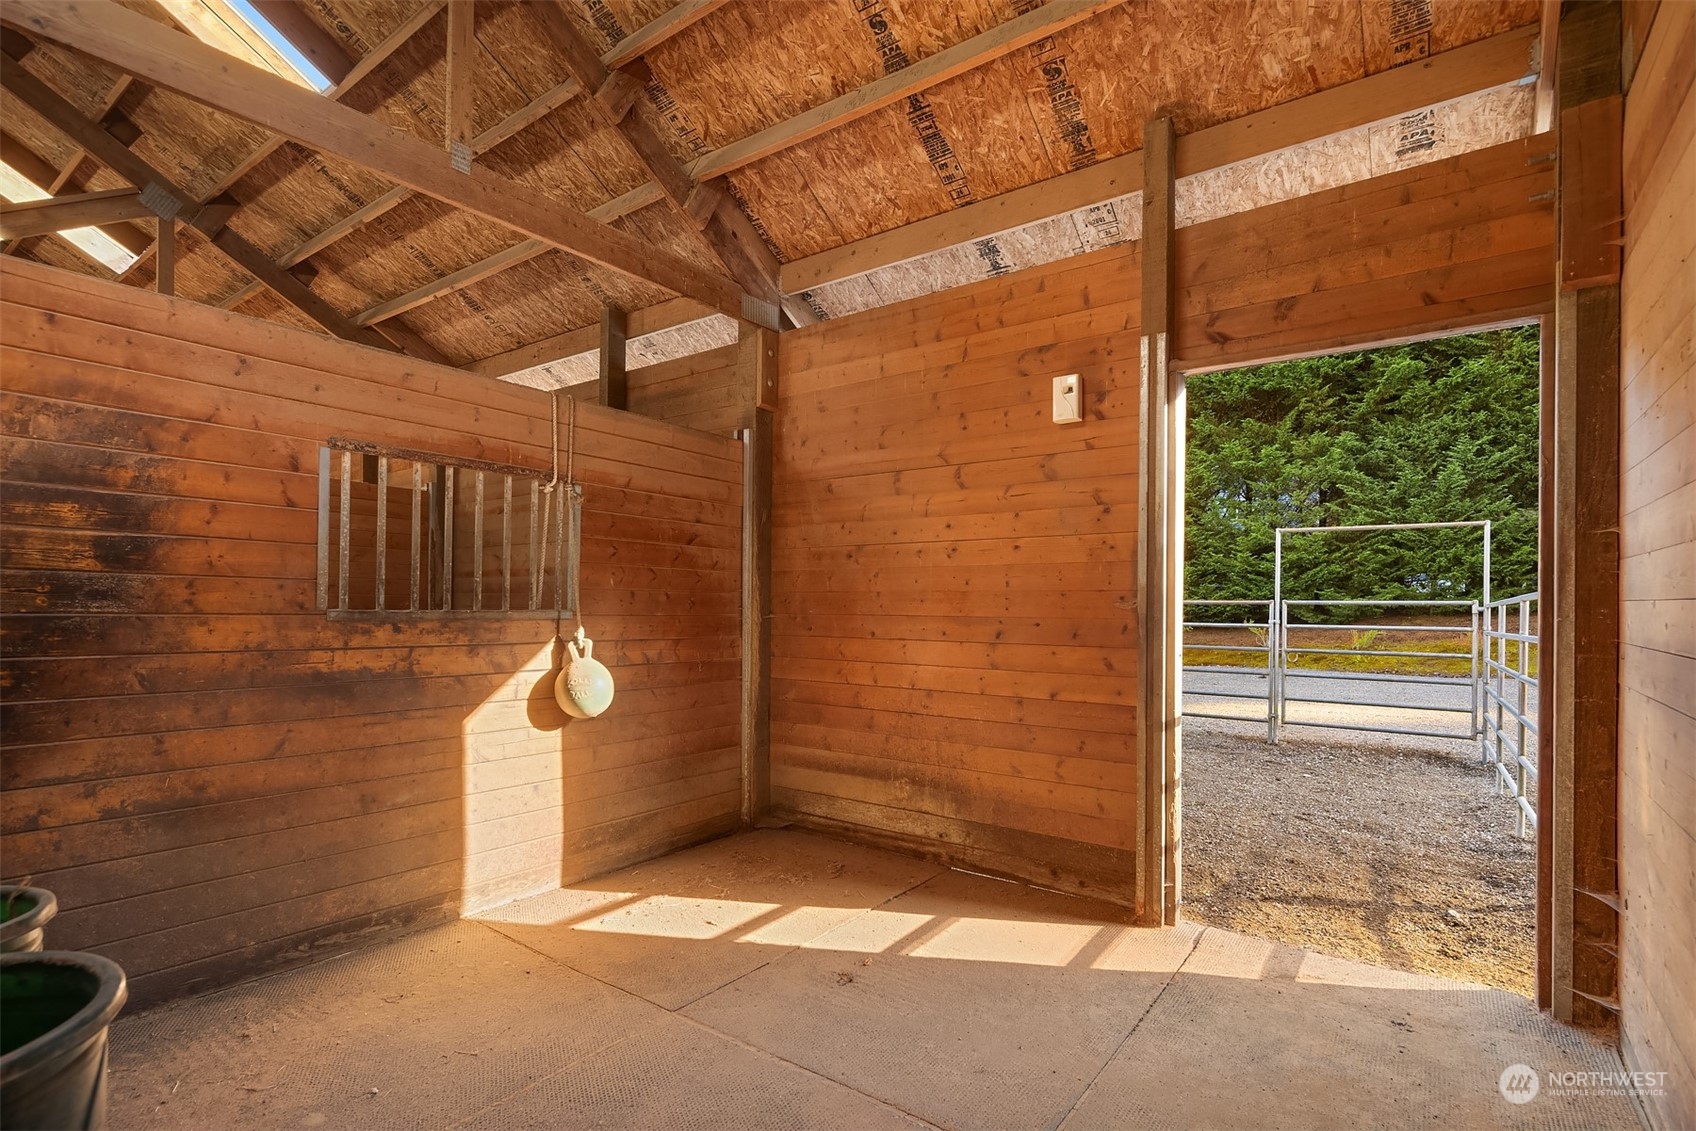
[556,626,614,719]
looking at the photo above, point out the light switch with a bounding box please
[1052,373,1082,424]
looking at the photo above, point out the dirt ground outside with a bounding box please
[1180,715,1536,996]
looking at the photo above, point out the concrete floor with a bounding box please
[108,829,1640,1130]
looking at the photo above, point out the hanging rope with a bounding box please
[539,390,578,646]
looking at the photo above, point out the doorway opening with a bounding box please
[1175,327,1541,995]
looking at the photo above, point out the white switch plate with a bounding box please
[1052,373,1082,424]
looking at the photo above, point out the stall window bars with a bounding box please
[316,438,580,618]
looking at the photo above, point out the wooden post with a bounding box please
[1550,0,1622,1028]
[444,0,476,172]
[597,304,627,409]
[739,321,776,826]
[154,215,174,296]
[1536,313,1555,1011]
[1137,115,1179,926]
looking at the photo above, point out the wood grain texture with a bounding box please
[0,257,743,1007]
[1618,2,1695,1124]
[770,240,1142,903]
[1172,136,1558,372]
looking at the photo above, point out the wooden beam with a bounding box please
[597,305,627,409]
[0,53,404,353]
[781,23,1540,294]
[349,174,685,326]
[218,75,583,307]
[248,0,355,86]
[1558,94,1623,290]
[532,2,778,325]
[602,0,728,68]
[1549,0,1622,1030]
[1535,0,1560,133]
[46,75,129,194]
[355,239,548,326]
[686,0,1125,183]
[0,187,147,237]
[101,1,443,281]
[2,0,746,317]
[1135,115,1178,928]
[466,296,708,378]
[154,215,174,295]
[200,0,444,198]
[738,320,776,826]
[444,0,475,169]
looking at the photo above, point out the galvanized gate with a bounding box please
[1182,521,1539,833]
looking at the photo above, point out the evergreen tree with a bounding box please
[1185,327,1539,622]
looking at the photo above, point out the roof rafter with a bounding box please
[467,296,712,379]
[247,0,355,86]
[0,126,153,255]
[533,1,789,328]
[602,0,728,68]
[118,0,445,281]
[214,0,716,314]
[1,0,751,321]
[0,51,422,356]
[0,187,151,238]
[782,22,1544,294]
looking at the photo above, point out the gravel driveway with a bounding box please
[1178,666,1537,995]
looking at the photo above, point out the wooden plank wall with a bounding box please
[1172,135,1557,371]
[1618,3,1695,1125]
[767,135,1557,904]
[628,343,749,436]
[771,243,1145,900]
[0,258,743,1006]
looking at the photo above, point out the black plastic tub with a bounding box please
[0,886,58,953]
[1,952,128,1131]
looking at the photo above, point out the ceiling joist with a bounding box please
[0,0,752,322]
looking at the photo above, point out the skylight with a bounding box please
[0,162,140,274]
[154,0,332,92]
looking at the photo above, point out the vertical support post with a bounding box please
[1550,0,1622,1028]
[444,0,476,172]
[154,217,174,296]
[1136,114,1179,926]
[739,320,776,827]
[598,304,628,410]
[1261,596,1275,746]
[1536,313,1555,1009]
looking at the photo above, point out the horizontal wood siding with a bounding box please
[771,244,1144,901]
[1173,135,1558,371]
[628,343,749,436]
[0,258,743,1006]
[1618,4,1695,1127]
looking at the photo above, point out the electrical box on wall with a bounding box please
[1052,373,1082,424]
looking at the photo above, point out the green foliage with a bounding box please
[1185,327,1539,622]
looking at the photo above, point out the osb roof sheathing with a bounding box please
[5,0,1540,369]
